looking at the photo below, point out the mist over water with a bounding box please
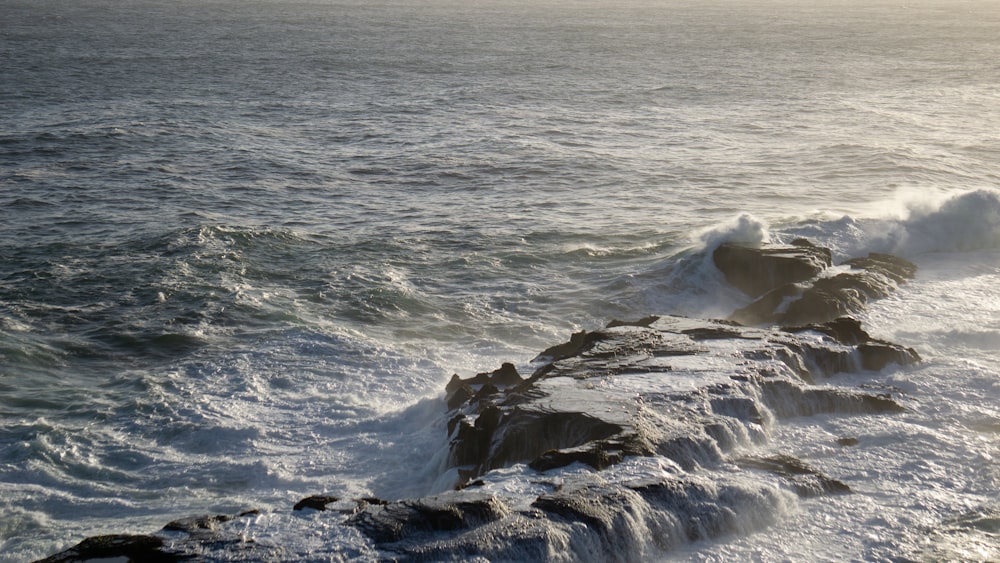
[3,0,1000,560]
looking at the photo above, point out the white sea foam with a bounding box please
[696,213,771,252]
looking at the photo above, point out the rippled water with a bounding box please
[3,0,1000,560]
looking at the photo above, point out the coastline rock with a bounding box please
[722,243,918,326]
[713,240,832,298]
[734,454,851,497]
[36,535,178,563]
[292,495,340,512]
[444,315,916,488]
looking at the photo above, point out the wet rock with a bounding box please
[843,252,918,283]
[292,495,340,511]
[857,342,921,371]
[784,317,871,346]
[607,315,660,328]
[532,330,607,362]
[735,454,851,497]
[837,437,860,447]
[162,513,243,533]
[724,244,917,326]
[36,534,179,563]
[346,474,792,561]
[489,362,524,386]
[446,316,915,487]
[39,511,275,563]
[346,491,510,544]
[713,241,832,298]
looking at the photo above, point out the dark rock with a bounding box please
[446,383,474,410]
[474,402,502,434]
[713,242,832,298]
[606,315,660,328]
[162,514,236,533]
[446,364,525,412]
[445,316,915,489]
[347,491,509,544]
[734,454,851,497]
[445,373,465,393]
[532,330,607,362]
[785,317,872,346]
[529,437,645,473]
[720,242,916,326]
[293,495,340,512]
[837,437,860,447]
[729,283,802,326]
[858,342,921,371]
[35,534,180,563]
[843,252,918,283]
[450,407,624,481]
[489,362,523,386]
[682,325,754,340]
[472,382,500,401]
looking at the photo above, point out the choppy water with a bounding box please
[2,0,999,560]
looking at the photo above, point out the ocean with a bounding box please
[2,0,999,560]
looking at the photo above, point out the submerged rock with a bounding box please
[734,454,851,497]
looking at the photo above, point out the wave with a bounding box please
[615,189,1000,323]
[894,188,1000,255]
[779,188,1000,259]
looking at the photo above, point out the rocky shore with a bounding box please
[39,241,920,562]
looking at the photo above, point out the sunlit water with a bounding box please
[2,0,999,560]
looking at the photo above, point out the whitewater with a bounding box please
[2,0,999,560]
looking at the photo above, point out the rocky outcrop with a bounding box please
[713,239,832,298]
[716,242,917,326]
[37,535,180,563]
[37,511,270,563]
[443,316,916,488]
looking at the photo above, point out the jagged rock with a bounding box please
[35,534,179,563]
[292,495,340,511]
[843,252,918,283]
[446,364,524,410]
[346,491,510,544]
[735,454,851,497]
[858,342,921,371]
[446,383,473,410]
[39,511,274,563]
[724,245,918,326]
[606,315,660,328]
[445,316,914,488]
[532,330,607,362]
[163,513,244,533]
[489,362,523,386]
[785,317,871,345]
[713,241,832,298]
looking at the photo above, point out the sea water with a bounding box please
[2,0,999,560]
